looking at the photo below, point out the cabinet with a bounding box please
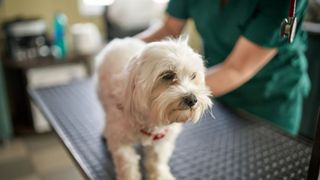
[2,55,92,134]
[0,59,12,141]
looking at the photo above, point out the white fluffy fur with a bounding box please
[96,37,212,180]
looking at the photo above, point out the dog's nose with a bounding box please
[183,94,197,107]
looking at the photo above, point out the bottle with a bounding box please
[53,12,68,59]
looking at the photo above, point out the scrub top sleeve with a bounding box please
[242,0,291,48]
[166,0,189,20]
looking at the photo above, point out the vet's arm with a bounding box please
[206,36,277,97]
[135,15,187,43]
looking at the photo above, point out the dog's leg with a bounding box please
[109,144,141,180]
[144,125,182,180]
[144,144,175,180]
[104,109,142,180]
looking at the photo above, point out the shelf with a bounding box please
[2,55,92,70]
[304,21,320,34]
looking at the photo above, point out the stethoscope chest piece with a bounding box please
[280,0,297,43]
[280,17,297,43]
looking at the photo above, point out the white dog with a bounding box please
[96,37,212,180]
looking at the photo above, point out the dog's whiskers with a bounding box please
[208,107,216,120]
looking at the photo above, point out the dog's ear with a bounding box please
[124,56,137,113]
[123,56,145,123]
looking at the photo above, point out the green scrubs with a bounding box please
[167,0,310,135]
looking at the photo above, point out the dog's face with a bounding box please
[124,39,212,126]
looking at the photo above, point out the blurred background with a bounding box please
[0,0,319,179]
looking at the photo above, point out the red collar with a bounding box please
[140,128,168,141]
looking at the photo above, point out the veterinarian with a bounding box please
[136,0,310,135]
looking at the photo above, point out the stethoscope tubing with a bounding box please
[288,0,296,18]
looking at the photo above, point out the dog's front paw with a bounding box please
[147,165,175,180]
[159,171,175,180]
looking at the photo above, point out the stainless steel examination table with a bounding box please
[29,79,320,180]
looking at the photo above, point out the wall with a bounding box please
[0,2,5,54]
[185,20,202,53]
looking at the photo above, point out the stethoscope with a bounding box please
[280,0,297,43]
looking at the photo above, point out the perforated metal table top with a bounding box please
[29,79,313,180]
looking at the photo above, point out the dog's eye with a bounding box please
[162,72,176,81]
[191,73,197,80]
